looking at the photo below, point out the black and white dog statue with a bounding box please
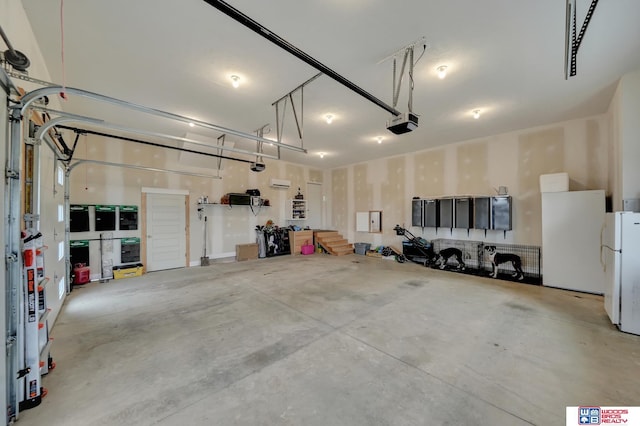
[484,246,524,280]
[433,247,465,270]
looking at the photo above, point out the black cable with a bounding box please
[202,0,401,116]
[56,125,254,164]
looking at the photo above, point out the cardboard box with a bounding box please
[236,243,259,261]
[365,250,382,258]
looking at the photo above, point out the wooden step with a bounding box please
[314,231,353,256]
[332,243,354,251]
[314,231,339,238]
[319,238,348,246]
[320,235,345,241]
[333,247,354,256]
[330,242,353,249]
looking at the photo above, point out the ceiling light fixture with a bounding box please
[376,136,383,144]
[325,114,334,124]
[436,65,448,79]
[230,75,240,88]
[189,122,195,128]
[473,109,481,119]
[319,152,325,159]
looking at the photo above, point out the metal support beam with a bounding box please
[31,108,281,162]
[5,106,23,422]
[565,0,600,78]
[18,86,307,153]
[0,66,19,95]
[202,0,401,116]
[63,167,71,294]
[68,159,222,179]
[57,125,258,164]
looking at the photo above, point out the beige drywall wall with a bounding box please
[620,70,640,203]
[456,142,489,195]
[381,156,406,241]
[607,84,622,210]
[606,69,640,210]
[332,114,609,248]
[331,168,348,232]
[68,134,319,266]
[517,127,565,244]
[413,149,445,197]
[353,163,372,213]
[309,169,323,183]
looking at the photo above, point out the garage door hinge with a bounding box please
[5,252,18,264]
[25,138,41,146]
[6,335,16,349]
[23,213,40,222]
[5,169,19,179]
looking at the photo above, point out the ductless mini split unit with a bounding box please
[269,178,291,189]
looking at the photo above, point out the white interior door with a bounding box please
[306,182,323,229]
[146,193,186,272]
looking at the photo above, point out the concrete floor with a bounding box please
[17,254,640,426]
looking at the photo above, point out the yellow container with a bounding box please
[113,265,143,279]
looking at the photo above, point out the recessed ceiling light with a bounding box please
[436,65,448,79]
[189,122,195,127]
[376,136,383,144]
[230,75,240,88]
[473,109,481,119]
[325,114,334,124]
[319,152,325,159]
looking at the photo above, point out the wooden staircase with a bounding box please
[314,231,354,256]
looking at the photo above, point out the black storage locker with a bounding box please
[411,199,423,227]
[454,198,474,229]
[70,240,90,266]
[95,205,116,231]
[119,205,138,230]
[70,205,90,232]
[474,197,491,229]
[439,198,454,228]
[424,199,439,227]
[120,238,141,263]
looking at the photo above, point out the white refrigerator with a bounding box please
[602,212,640,335]
[541,190,605,293]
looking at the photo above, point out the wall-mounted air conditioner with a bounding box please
[269,178,291,189]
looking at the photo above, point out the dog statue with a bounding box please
[484,246,524,280]
[433,247,466,270]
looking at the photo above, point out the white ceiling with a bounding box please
[19,0,640,169]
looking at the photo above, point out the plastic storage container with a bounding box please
[73,263,91,285]
[354,242,371,255]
